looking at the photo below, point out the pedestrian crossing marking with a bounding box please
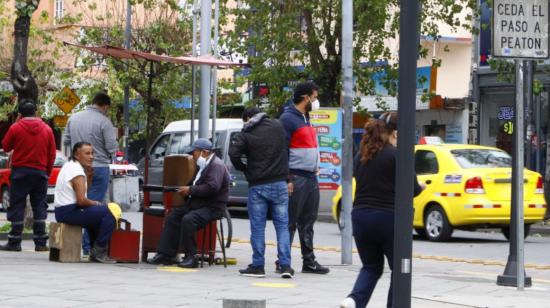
[252,282,296,288]
[157,266,198,273]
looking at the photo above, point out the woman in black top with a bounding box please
[340,112,423,308]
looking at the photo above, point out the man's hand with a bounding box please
[287,182,294,196]
[178,186,191,197]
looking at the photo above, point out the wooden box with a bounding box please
[163,155,197,207]
[49,222,82,263]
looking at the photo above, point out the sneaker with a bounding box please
[0,243,22,252]
[340,297,356,308]
[35,245,49,252]
[90,246,117,264]
[280,265,295,279]
[302,261,330,274]
[239,264,266,278]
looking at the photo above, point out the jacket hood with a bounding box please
[18,118,45,136]
[283,104,309,122]
[243,112,268,132]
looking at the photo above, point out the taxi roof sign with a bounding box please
[418,136,444,145]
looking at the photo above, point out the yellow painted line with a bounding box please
[457,270,550,285]
[157,266,198,273]
[252,282,296,289]
[229,238,550,270]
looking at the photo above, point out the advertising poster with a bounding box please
[311,108,343,191]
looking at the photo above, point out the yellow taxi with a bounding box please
[332,143,547,241]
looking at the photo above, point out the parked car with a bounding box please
[139,119,248,206]
[0,150,66,211]
[331,144,547,241]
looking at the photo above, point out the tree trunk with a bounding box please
[11,15,39,103]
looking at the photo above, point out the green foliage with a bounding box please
[15,0,39,17]
[228,0,478,115]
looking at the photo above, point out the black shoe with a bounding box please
[178,256,199,269]
[35,245,49,252]
[147,253,178,265]
[239,264,266,278]
[280,265,295,279]
[275,260,281,273]
[302,261,330,274]
[0,243,21,252]
[90,246,117,264]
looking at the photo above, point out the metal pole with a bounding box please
[199,0,212,139]
[340,0,353,265]
[123,0,131,160]
[190,0,198,143]
[211,0,219,145]
[525,61,534,170]
[497,60,532,289]
[535,95,541,173]
[393,0,420,306]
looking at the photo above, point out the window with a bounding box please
[167,134,184,155]
[150,135,170,160]
[55,0,64,19]
[451,149,512,169]
[415,151,439,174]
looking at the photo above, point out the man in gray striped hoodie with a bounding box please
[64,92,118,255]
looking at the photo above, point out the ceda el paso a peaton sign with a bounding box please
[493,0,549,58]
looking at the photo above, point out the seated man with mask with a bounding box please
[147,138,229,268]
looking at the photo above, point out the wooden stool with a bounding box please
[49,222,82,262]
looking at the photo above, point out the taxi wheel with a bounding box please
[424,205,453,242]
[1,186,9,211]
[501,224,531,241]
[336,202,344,231]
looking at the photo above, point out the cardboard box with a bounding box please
[163,155,197,207]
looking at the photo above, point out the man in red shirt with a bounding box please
[0,101,56,252]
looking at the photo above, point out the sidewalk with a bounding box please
[1,237,550,307]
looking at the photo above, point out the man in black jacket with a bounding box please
[147,138,229,268]
[229,107,294,279]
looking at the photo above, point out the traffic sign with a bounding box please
[53,115,68,128]
[493,0,549,58]
[53,87,80,114]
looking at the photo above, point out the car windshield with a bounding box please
[451,149,512,168]
[54,153,67,167]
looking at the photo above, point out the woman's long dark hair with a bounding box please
[69,142,92,161]
[359,112,398,164]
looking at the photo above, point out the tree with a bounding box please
[63,0,200,148]
[227,0,477,114]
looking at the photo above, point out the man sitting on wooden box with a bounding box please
[147,138,229,268]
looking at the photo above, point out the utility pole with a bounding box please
[199,0,212,138]
[211,0,220,144]
[190,0,198,143]
[340,0,353,265]
[393,0,420,306]
[123,0,131,159]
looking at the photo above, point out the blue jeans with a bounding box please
[55,204,115,247]
[82,166,111,252]
[348,207,394,308]
[247,181,291,267]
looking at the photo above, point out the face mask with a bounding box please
[197,155,207,169]
[311,99,320,111]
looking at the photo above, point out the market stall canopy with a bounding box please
[63,42,248,68]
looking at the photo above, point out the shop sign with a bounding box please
[493,0,549,58]
[311,108,342,191]
[503,121,514,135]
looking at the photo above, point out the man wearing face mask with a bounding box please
[147,138,229,268]
[279,81,329,275]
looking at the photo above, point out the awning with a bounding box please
[63,42,247,68]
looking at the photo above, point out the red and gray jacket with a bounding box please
[280,105,319,177]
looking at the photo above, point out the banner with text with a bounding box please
[311,109,343,191]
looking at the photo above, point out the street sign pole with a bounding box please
[199,0,212,139]
[393,0,420,306]
[492,0,548,290]
[340,0,353,265]
[497,60,531,290]
[190,0,198,143]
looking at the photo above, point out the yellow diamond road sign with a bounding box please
[53,87,80,114]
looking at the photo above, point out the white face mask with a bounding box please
[311,99,320,111]
[197,155,207,169]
